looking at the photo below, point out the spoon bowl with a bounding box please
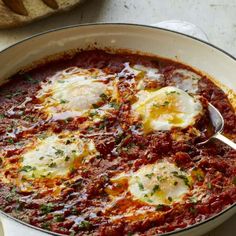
[198,103,236,149]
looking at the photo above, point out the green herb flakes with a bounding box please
[60,99,69,104]
[99,93,108,101]
[7,138,14,144]
[168,196,173,202]
[138,182,144,191]
[20,165,36,172]
[145,173,154,179]
[40,203,54,214]
[78,220,92,230]
[54,215,64,222]
[92,104,99,109]
[151,184,160,195]
[207,182,212,189]
[172,171,190,187]
[155,204,165,211]
[48,162,57,168]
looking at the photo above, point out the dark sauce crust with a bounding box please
[0,50,235,235]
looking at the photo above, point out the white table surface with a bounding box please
[0,0,235,235]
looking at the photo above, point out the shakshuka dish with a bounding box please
[0,50,235,235]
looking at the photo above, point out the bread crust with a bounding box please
[0,0,83,29]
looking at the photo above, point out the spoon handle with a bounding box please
[214,133,236,150]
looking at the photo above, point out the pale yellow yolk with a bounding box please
[132,86,203,132]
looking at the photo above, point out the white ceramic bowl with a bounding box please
[0,23,235,236]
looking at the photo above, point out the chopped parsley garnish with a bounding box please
[38,133,48,140]
[157,175,167,182]
[151,184,160,195]
[163,101,170,106]
[60,99,69,104]
[99,122,105,130]
[65,156,70,162]
[155,204,165,211]
[70,167,77,173]
[53,147,64,156]
[23,115,34,122]
[138,182,144,191]
[0,114,5,119]
[172,171,190,187]
[57,80,65,83]
[65,139,72,145]
[87,127,94,131]
[6,188,17,202]
[20,165,36,172]
[71,207,79,215]
[146,198,153,203]
[100,93,108,101]
[7,138,14,144]
[78,220,92,230]
[166,91,180,95]
[153,101,169,108]
[92,103,99,109]
[145,173,154,179]
[48,162,57,168]
[195,172,204,182]
[168,196,173,202]
[189,196,198,204]
[6,126,12,131]
[54,215,64,222]
[89,110,98,117]
[40,203,54,214]
[110,102,120,110]
[41,222,50,230]
[207,182,212,189]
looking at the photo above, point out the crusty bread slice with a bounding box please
[0,0,83,29]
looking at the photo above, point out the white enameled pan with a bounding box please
[0,23,235,236]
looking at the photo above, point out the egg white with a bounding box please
[129,161,191,205]
[111,160,191,206]
[132,86,203,132]
[133,64,162,81]
[20,132,98,179]
[170,69,201,94]
[37,68,110,120]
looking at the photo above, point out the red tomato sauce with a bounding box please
[0,50,235,235]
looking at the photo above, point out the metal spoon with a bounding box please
[198,103,236,149]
